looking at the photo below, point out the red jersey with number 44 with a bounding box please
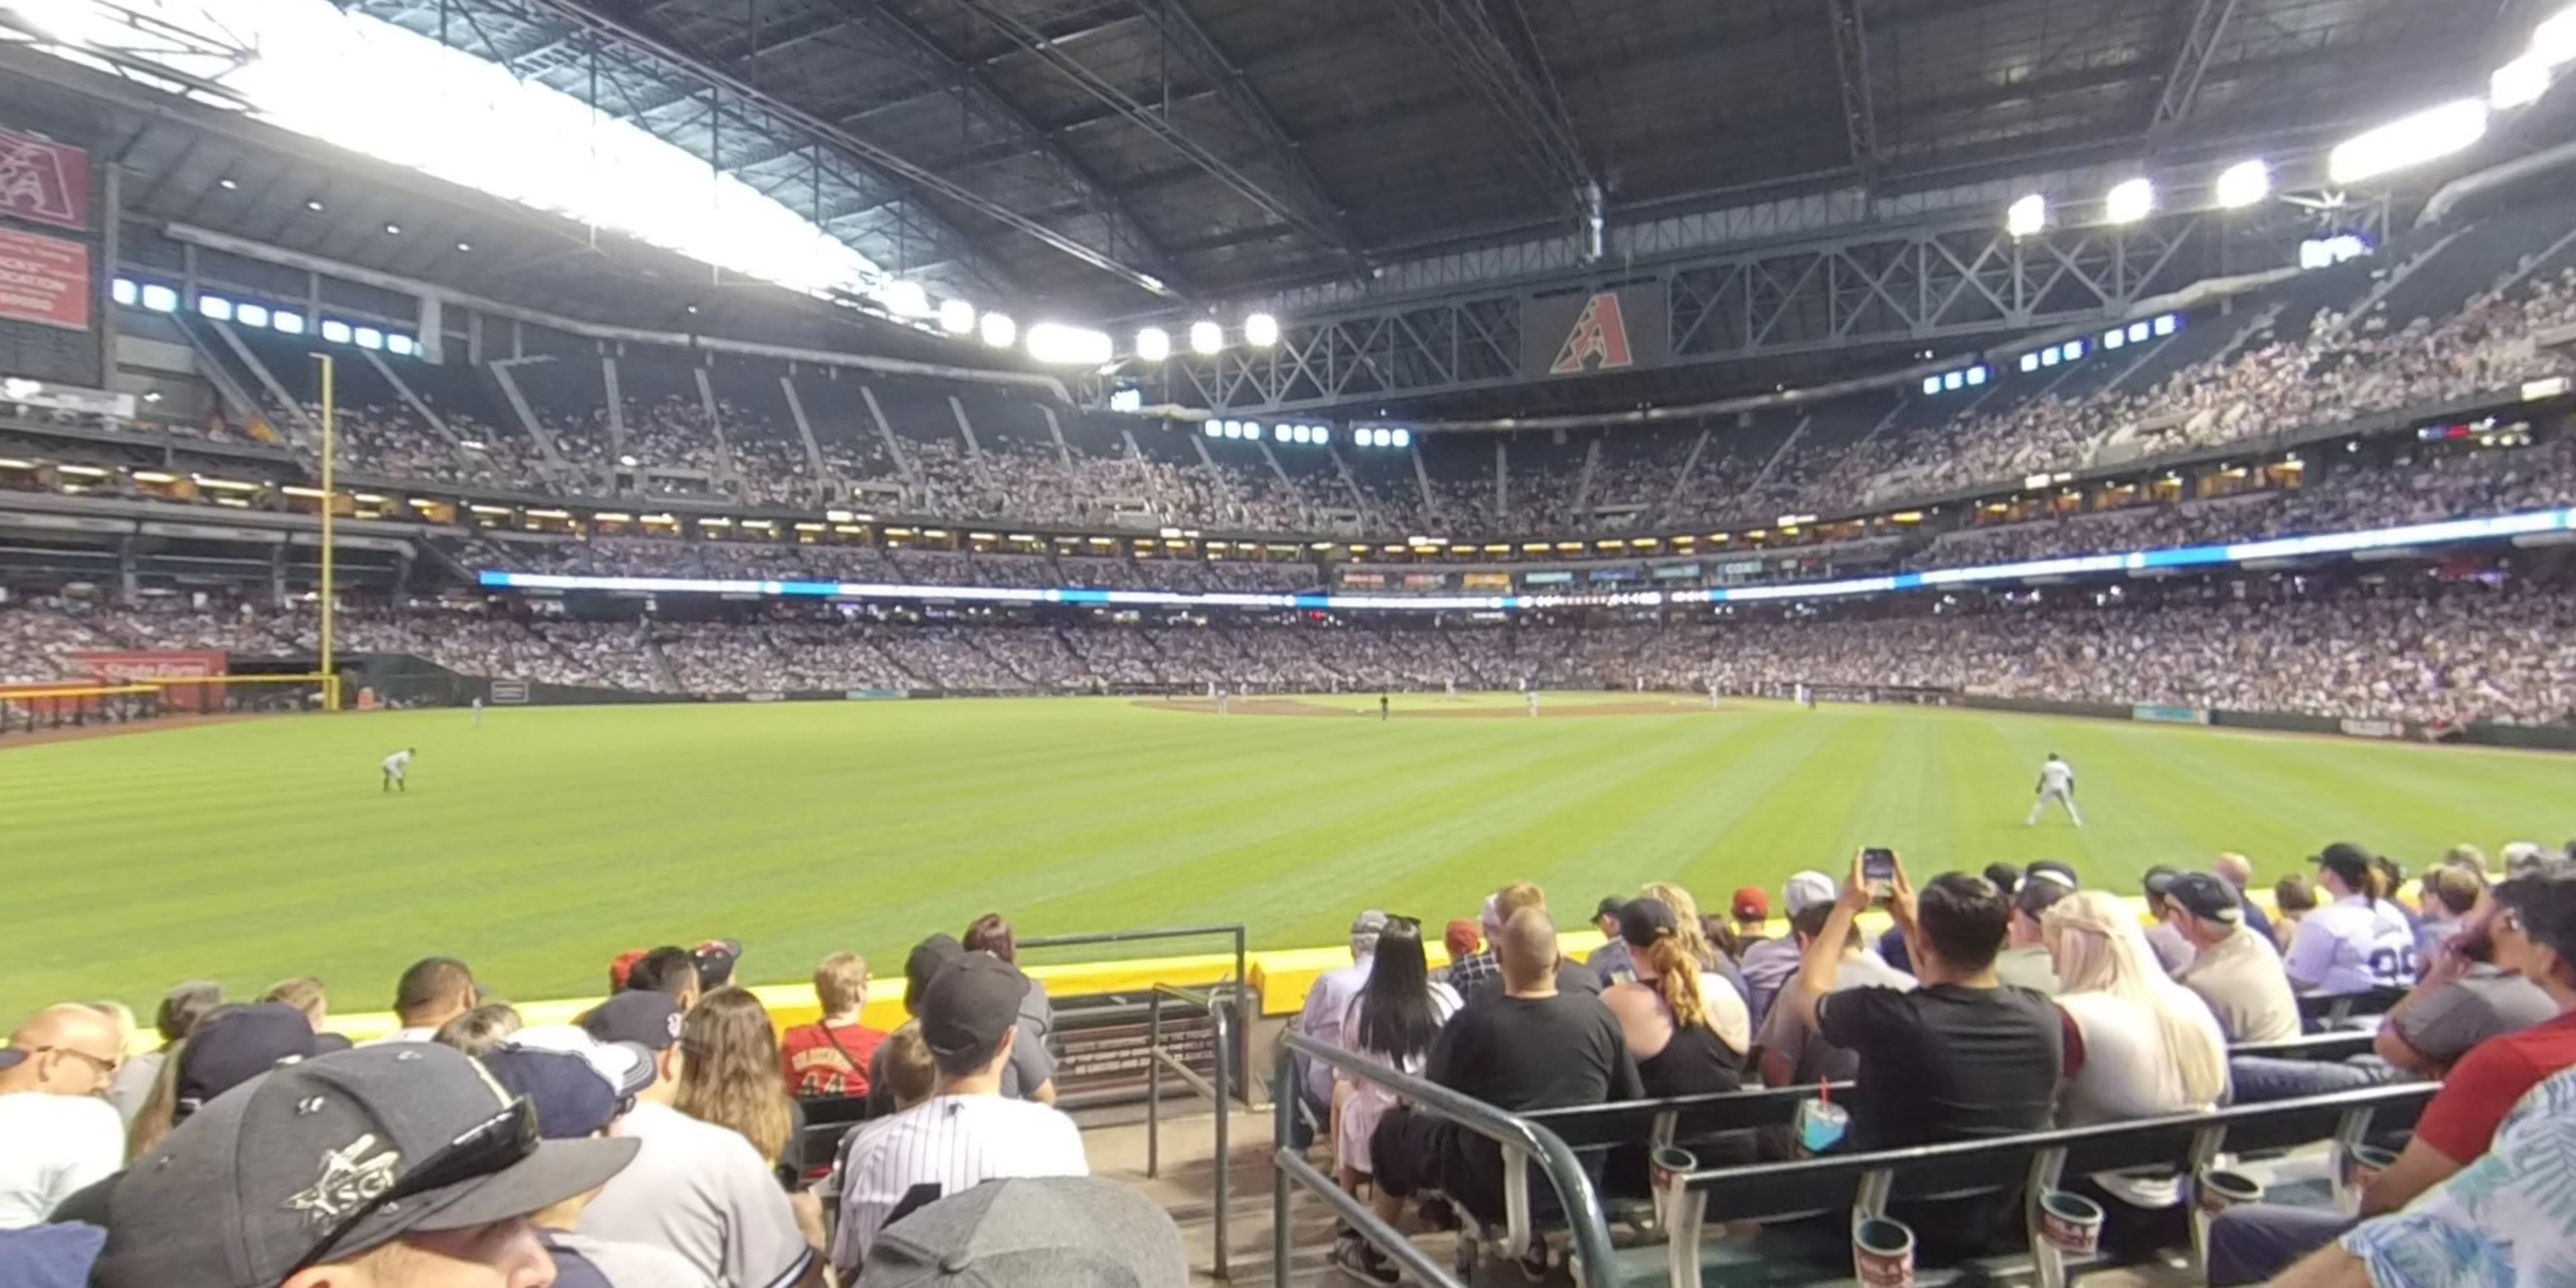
[780,1021,886,1097]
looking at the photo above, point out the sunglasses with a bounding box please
[282,1096,539,1277]
[37,1046,120,1079]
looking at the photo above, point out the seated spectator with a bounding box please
[2274,874,2321,952]
[1728,886,1773,950]
[577,990,825,1288]
[2371,883,2556,1079]
[1442,919,1481,975]
[1739,870,1837,1024]
[2207,863,2576,1285]
[2503,841,2553,878]
[1367,909,1642,1264]
[173,1003,319,1121]
[1438,886,1532,993]
[866,935,963,1116]
[1330,918,1459,1284]
[0,1005,125,1228]
[88,1044,637,1288]
[1583,897,1631,983]
[1997,862,2077,994]
[2167,871,2301,1045]
[1293,911,1387,1149]
[2139,867,2200,977]
[623,947,704,1014]
[2212,852,2276,946]
[877,1025,938,1112]
[480,1043,705,1288]
[1788,854,2062,1255]
[2043,890,2229,1247]
[432,1002,525,1057]
[2440,843,2488,875]
[371,955,477,1043]
[962,913,1059,1106]
[781,952,888,1098]
[864,1175,1188,1288]
[1602,898,1750,1096]
[1754,900,1917,1086]
[106,981,219,1123]
[258,977,329,1032]
[2414,864,2485,965]
[1458,883,1603,1005]
[830,954,1089,1279]
[675,987,796,1166]
[2285,845,2419,996]
[2268,1064,2576,1288]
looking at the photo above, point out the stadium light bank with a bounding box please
[479,507,2576,613]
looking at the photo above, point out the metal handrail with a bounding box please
[1145,982,1238,1280]
[1274,1030,1619,1287]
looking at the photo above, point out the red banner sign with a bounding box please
[0,227,89,330]
[0,127,89,230]
[70,650,226,712]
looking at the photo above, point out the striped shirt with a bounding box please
[830,1095,1088,1277]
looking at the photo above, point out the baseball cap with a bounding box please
[1780,871,1837,917]
[177,1003,319,1113]
[1349,910,1390,950]
[2503,841,2551,878]
[2027,860,2079,890]
[866,1176,1186,1288]
[692,939,742,991]
[1730,886,1769,921]
[606,949,647,992]
[1444,919,1480,958]
[2162,872,2243,924]
[2312,843,2374,889]
[1618,897,1679,948]
[920,954,1030,1061]
[480,1046,623,1140]
[2142,865,2181,898]
[905,934,966,1013]
[580,991,682,1052]
[504,1025,657,1099]
[90,1044,636,1288]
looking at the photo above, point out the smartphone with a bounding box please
[1861,848,1896,894]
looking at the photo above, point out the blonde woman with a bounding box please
[1643,880,1755,1004]
[675,986,797,1164]
[2042,888,2230,1251]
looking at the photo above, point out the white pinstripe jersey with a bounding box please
[829,1095,1088,1276]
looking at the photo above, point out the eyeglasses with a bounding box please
[37,1046,120,1080]
[282,1096,539,1277]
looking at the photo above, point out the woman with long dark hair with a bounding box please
[963,912,1059,1105]
[1330,917,1460,1284]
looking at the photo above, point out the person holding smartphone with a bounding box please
[1785,850,2063,1256]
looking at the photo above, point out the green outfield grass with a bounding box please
[8,694,2568,1019]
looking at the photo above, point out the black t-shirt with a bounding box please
[1464,960,1608,1009]
[1430,989,1643,1110]
[1816,981,2062,1152]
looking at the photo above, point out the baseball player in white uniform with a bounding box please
[2026,752,2080,827]
[380,747,415,793]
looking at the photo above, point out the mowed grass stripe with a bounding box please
[5,697,2568,1017]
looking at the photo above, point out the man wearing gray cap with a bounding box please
[88,1042,638,1288]
[1738,871,1837,1025]
[832,953,1088,1281]
[1291,910,1387,1145]
[866,1176,1185,1288]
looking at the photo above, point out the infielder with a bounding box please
[2026,752,2081,827]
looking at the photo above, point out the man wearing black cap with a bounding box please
[88,1043,636,1288]
[2284,843,2418,996]
[864,934,964,1116]
[576,990,824,1288]
[830,954,1088,1280]
[481,1044,702,1288]
[2168,873,2301,1044]
[2139,867,2201,978]
[1584,896,1633,984]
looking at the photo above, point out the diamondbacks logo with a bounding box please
[0,128,86,230]
[1549,291,1634,375]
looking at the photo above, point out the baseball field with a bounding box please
[8,691,2567,1019]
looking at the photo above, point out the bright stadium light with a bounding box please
[2216,160,2270,210]
[2104,178,2154,225]
[197,294,233,321]
[2007,193,2047,237]
[2536,6,2576,65]
[938,298,976,335]
[2329,100,2489,185]
[1134,326,1170,363]
[1024,322,1111,365]
[980,312,1016,349]
[1190,320,1224,355]
[1202,420,1220,436]
[236,303,270,328]
[1922,376,1943,396]
[1391,428,1412,448]
[1314,425,1331,443]
[2493,55,2553,111]
[878,280,930,318]
[1244,312,1280,347]
[2018,353,2040,374]
[2103,327,2127,351]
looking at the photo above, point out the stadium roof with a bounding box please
[346,0,2518,318]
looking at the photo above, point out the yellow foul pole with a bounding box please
[317,353,338,711]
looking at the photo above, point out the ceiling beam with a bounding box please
[2150,0,2245,135]
[516,0,1180,299]
[1826,0,1881,178]
[1385,0,1602,253]
[1129,0,1362,264]
[931,0,1356,259]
